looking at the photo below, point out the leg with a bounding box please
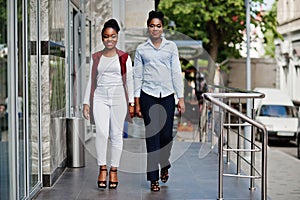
[93,97,110,188]
[159,94,175,182]
[140,91,160,182]
[109,91,126,168]
[108,86,127,189]
[93,97,110,167]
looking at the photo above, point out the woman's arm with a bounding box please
[133,48,144,118]
[126,56,135,118]
[82,58,94,119]
[170,43,185,113]
[126,56,134,103]
[133,48,144,98]
[170,43,184,100]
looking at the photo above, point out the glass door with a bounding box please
[26,0,42,197]
[0,0,42,199]
[17,0,42,198]
[84,18,94,141]
[70,7,86,118]
[16,0,27,197]
[16,0,41,199]
[0,0,10,198]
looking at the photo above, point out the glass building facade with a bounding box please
[0,0,114,199]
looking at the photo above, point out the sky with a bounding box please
[252,0,275,11]
[264,0,275,10]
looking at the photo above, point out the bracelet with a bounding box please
[129,103,135,107]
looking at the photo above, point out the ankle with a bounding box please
[100,165,107,170]
[110,166,117,171]
[109,168,118,180]
[99,165,107,178]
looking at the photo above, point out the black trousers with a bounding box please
[140,90,175,181]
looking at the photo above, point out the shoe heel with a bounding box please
[97,168,107,189]
[109,168,118,189]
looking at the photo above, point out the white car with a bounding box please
[254,88,299,148]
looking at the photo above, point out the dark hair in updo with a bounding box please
[147,10,164,27]
[101,19,120,36]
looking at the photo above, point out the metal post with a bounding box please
[227,100,231,163]
[218,112,224,200]
[244,0,252,159]
[199,101,207,142]
[211,105,215,149]
[205,101,209,142]
[250,103,256,190]
[8,0,18,199]
[202,101,209,142]
[237,99,242,175]
[262,128,268,200]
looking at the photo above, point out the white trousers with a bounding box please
[93,85,127,167]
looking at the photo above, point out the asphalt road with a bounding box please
[268,140,298,159]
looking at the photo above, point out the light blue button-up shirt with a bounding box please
[134,37,184,98]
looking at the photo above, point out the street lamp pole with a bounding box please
[245,0,251,158]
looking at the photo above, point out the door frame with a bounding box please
[7,0,43,199]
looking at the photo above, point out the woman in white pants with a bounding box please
[82,19,134,189]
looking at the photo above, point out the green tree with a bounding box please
[159,0,280,84]
[0,0,7,44]
[263,1,279,58]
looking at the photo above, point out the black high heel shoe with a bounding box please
[160,168,169,183]
[150,181,160,192]
[109,168,118,189]
[97,167,108,189]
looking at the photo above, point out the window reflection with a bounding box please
[0,0,9,199]
[259,105,296,118]
[50,55,66,117]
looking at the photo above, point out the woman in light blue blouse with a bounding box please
[133,10,185,192]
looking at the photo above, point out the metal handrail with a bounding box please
[203,93,268,200]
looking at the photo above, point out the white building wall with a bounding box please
[125,0,154,28]
[276,0,300,104]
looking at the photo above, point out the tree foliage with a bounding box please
[159,0,280,84]
[0,0,7,44]
[264,1,280,58]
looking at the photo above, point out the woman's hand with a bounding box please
[83,104,90,120]
[134,97,143,118]
[177,98,185,114]
[129,103,135,118]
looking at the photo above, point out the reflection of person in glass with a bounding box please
[82,19,134,189]
[0,103,7,141]
[5,95,23,117]
[134,10,185,192]
[0,104,6,113]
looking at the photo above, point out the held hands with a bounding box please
[82,98,183,120]
[83,104,90,120]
